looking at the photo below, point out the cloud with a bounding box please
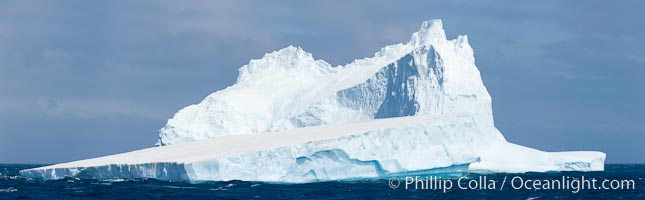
[0,96,171,120]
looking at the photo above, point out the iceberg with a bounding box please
[20,19,605,182]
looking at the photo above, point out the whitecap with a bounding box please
[209,187,228,191]
[0,187,17,193]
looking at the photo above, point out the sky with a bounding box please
[0,0,643,164]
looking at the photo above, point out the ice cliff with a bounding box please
[20,20,605,182]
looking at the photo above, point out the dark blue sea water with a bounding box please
[1,164,643,199]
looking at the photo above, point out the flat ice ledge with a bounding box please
[20,115,605,182]
[469,141,606,173]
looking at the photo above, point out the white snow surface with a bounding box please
[20,19,605,182]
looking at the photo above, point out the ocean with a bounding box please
[1,164,643,199]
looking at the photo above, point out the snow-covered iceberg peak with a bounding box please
[237,45,334,83]
[157,19,502,145]
[410,19,447,47]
